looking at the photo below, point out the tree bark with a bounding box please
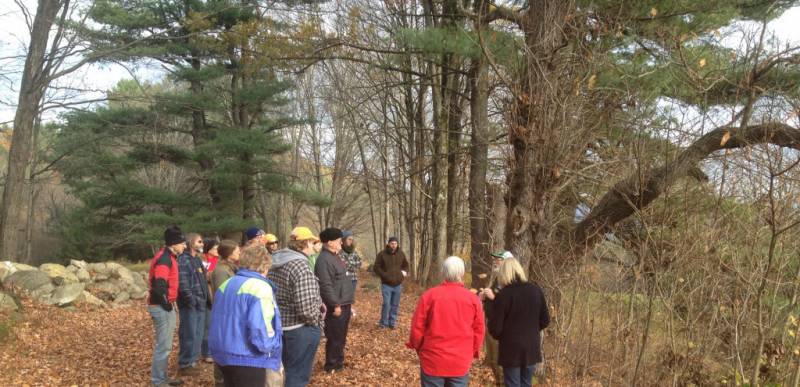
[1,0,64,263]
[467,47,491,287]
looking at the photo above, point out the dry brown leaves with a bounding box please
[0,274,573,386]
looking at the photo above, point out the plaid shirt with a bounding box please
[177,252,209,310]
[340,249,362,281]
[268,258,323,329]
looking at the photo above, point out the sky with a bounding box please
[0,3,798,125]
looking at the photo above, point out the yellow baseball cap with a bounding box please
[265,233,278,243]
[290,226,319,242]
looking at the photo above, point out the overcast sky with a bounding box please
[0,3,798,125]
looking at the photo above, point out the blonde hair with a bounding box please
[239,245,271,271]
[497,257,527,287]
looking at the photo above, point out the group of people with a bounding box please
[146,224,549,387]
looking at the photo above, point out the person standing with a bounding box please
[148,226,186,387]
[209,245,282,387]
[339,230,361,291]
[314,227,355,373]
[482,257,550,387]
[265,233,280,254]
[177,233,209,375]
[268,227,325,387]
[201,238,220,363]
[373,236,408,329]
[244,227,267,248]
[209,239,241,387]
[482,250,514,386]
[406,256,485,387]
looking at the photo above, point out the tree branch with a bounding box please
[575,123,800,245]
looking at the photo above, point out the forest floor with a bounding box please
[0,271,580,386]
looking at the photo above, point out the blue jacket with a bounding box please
[209,269,282,370]
[177,252,209,310]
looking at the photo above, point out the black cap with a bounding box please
[388,236,399,243]
[164,226,185,246]
[320,227,343,243]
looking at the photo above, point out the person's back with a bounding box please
[488,282,549,366]
[408,281,484,377]
[209,270,282,369]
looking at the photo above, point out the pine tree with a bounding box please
[53,0,328,258]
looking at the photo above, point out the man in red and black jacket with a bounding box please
[148,226,186,387]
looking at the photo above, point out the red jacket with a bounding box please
[406,281,485,377]
[203,253,219,272]
[148,247,179,305]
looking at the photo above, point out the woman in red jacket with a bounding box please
[482,257,550,387]
[406,256,485,387]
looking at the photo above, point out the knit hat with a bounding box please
[265,233,278,243]
[290,226,319,242]
[387,236,399,243]
[491,250,514,260]
[320,227,343,243]
[164,226,185,246]
[245,227,265,241]
[342,230,354,239]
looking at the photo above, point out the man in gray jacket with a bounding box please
[314,227,355,373]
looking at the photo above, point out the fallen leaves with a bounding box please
[0,274,569,386]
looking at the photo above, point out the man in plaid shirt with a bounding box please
[338,230,362,292]
[269,226,324,387]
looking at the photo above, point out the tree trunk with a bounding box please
[1,0,63,263]
[467,32,491,287]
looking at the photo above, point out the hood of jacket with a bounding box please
[271,248,308,268]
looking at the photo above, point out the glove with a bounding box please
[160,299,173,312]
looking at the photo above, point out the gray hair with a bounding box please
[442,256,465,282]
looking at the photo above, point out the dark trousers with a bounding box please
[503,365,536,387]
[323,303,352,371]
[220,365,265,387]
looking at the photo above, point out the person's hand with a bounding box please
[482,288,495,300]
[401,270,407,277]
[477,288,486,301]
[333,305,342,317]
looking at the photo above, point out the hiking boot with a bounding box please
[167,378,183,386]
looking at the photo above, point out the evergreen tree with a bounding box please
[53,0,328,258]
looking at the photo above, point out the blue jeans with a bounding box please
[201,307,211,357]
[503,365,537,387]
[380,284,402,327]
[148,305,176,385]
[420,369,469,387]
[283,325,321,387]
[178,306,205,368]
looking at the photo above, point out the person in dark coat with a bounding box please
[482,257,550,387]
[314,227,355,373]
[373,236,408,328]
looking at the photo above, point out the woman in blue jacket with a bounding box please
[209,245,282,386]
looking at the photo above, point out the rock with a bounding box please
[114,291,130,304]
[87,281,121,301]
[75,268,91,283]
[75,291,106,307]
[87,262,109,276]
[130,289,148,300]
[105,262,126,278]
[114,266,137,286]
[39,263,79,284]
[94,273,110,281]
[3,270,51,291]
[66,265,77,273]
[11,262,37,272]
[29,283,55,303]
[49,283,86,306]
[0,291,19,312]
[69,259,88,270]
